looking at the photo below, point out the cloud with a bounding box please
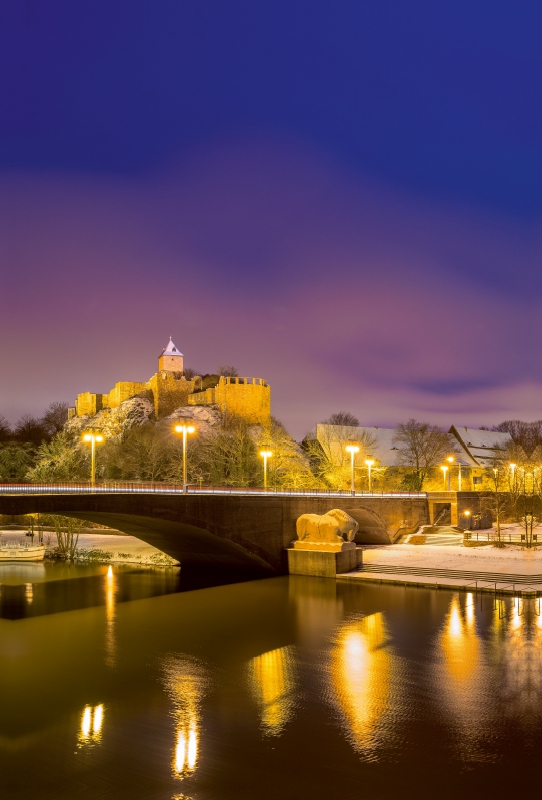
[1,134,541,436]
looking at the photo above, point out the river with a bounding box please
[0,563,538,798]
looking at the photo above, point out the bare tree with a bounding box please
[493,420,542,457]
[322,411,359,427]
[47,515,83,559]
[481,466,512,546]
[42,402,70,435]
[305,424,377,490]
[0,415,11,443]
[182,367,201,380]
[102,425,170,482]
[392,419,457,491]
[253,418,320,489]
[14,415,48,446]
[217,365,239,377]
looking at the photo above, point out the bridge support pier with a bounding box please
[287,544,362,578]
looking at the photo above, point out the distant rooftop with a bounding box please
[161,337,183,357]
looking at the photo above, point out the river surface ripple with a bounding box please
[0,564,538,799]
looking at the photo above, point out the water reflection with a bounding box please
[490,595,542,721]
[248,646,297,736]
[441,595,480,685]
[104,565,116,667]
[329,612,394,758]
[78,704,104,747]
[161,656,208,781]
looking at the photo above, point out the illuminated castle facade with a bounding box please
[70,339,271,424]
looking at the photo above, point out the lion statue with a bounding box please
[295,508,359,546]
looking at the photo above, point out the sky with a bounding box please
[2,1,542,437]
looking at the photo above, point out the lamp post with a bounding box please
[440,465,448,491]
[525,511,533,549]
[259,450,273,490]
[365,458,375,493]
[174,424,196,493]
[509,463,517,493]
[345,444,360,495]
[446,456,455,490]
[463,509,471,532]
[83,432,104,486]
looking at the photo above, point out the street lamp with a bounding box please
[446,456,455,490]
[83,432,104,486]
[463,509,471,530]
[365,458,375,493]
[174,424,196,493]
[509,462,517,492]
[345,444,360,495]
[259,450,273,490]
[440,465,448,490]
[525,511,534,549]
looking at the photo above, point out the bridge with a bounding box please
[0,484,443,576]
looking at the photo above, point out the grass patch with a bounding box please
[147,552,178,566]
[76,548,114,562]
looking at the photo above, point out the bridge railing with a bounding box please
[0,483,428,498]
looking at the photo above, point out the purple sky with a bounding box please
[2,135,542,437]
[3,3,542,437]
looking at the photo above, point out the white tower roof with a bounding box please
[161,337,184,357]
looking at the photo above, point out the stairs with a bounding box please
[351,562,542,586]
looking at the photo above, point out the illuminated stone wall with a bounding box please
[188,377,271,424]
[106,381,147,409]
[75,391,105,417]
[147,372,197,418]
[74,361,271,424]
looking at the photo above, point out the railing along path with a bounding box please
[0,483,427,498]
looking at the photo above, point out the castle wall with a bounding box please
[188,377,271,424]
[75,392,105,417]
[147,371,196,418]
[106,381,147,409]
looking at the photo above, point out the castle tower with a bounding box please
[158,338,184,373]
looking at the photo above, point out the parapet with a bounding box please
[188,376,270,424]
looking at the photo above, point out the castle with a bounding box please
[69,339,271,424]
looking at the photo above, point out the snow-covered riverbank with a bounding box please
[0,530,177,565]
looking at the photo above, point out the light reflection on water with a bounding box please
[78,704,104,747]
[3,573,542,798]
[248,646,297,736]
[329,612,394,759]
[104,565,116,668]
[160,656,208,782]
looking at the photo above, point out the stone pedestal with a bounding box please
[287,542,362,578]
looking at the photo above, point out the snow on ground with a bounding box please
[363,525,542,575]
[0,530,173,564]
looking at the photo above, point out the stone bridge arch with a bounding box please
[0,492,430,575]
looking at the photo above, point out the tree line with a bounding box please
[4,400,541,494]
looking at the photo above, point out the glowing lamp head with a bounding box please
[510,463,517,470]
[364,458,375,467]
[259,450,273,458]
[464,510,471,517]
[345,444,360,454]
[175,424,196,434]
[441,465,448,473]
[447,456,454,464]
[83,434,92,442]
[95,434,103,443]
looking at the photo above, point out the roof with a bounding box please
[449,425,511,467]
[161,337,183,357]
[305,423,504,468]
